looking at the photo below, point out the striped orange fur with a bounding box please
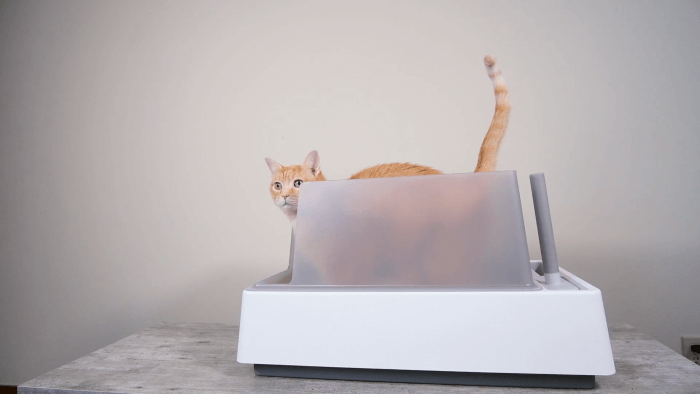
[475,54,511,172]
[265,55,511,221]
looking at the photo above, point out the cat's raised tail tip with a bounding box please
[484,55,497,67]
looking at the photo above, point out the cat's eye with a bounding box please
[273,182,282,190]
[294,179,303,188]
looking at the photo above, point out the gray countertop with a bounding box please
[19,322,700,393]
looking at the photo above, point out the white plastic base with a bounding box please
[237,264,615,377]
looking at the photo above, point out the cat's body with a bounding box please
[348,163,442,179]
[265,55,510,222]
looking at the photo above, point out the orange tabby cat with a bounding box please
[265,55,510,222]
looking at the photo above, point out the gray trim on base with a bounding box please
[254,364,596,389]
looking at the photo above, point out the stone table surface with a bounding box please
[19,322,700,394]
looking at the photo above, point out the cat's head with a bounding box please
[265,150,326,221]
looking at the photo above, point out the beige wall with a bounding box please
[1,0,699,385]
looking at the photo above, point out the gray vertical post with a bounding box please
[529,173,562,285]
[288,228,295,269]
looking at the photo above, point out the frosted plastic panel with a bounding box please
[290,170,534,288]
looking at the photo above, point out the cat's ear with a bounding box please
[303,150,321,176]
[265,158,282,175]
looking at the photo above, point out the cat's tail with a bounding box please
[474,55,511,172]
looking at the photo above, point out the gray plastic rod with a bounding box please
[288,228,295,269]
[529,173,562,285]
